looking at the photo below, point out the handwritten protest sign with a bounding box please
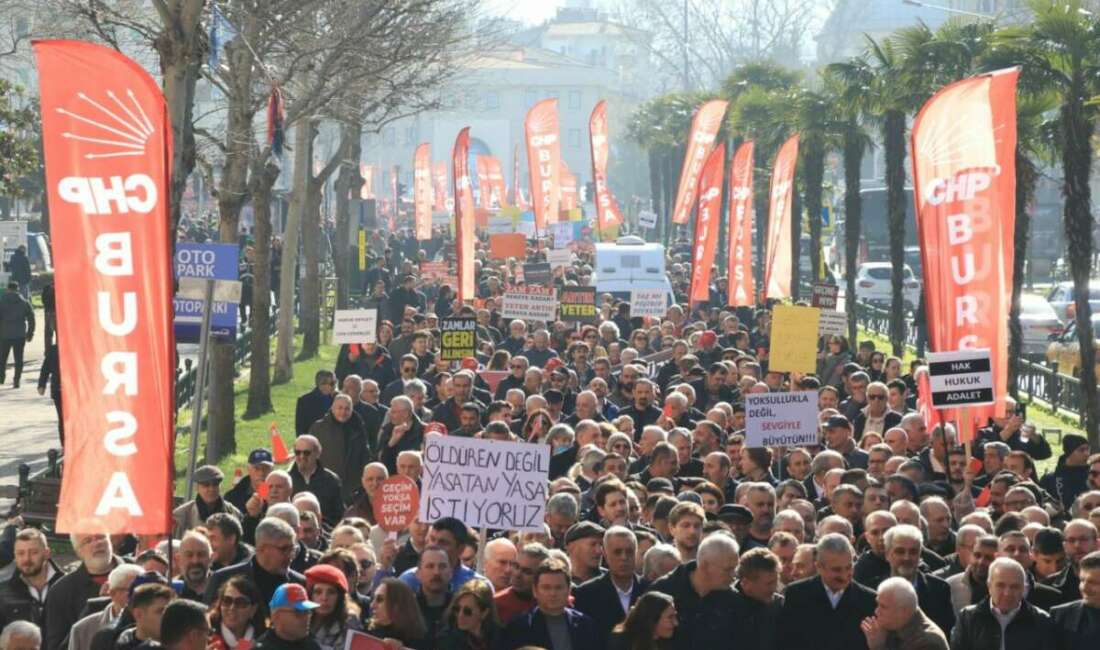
[744,392,819,447]
[440,317,477,360]
[332,309,377,344]
[420,435,549,532]
[818,310,848,337]
[768,304,820,374]
[547,248,572,272]
[551,222,574,249]
[373,475,419,533]
[560,286,597,323]
[502,286,557,321]
[630,288,669,319]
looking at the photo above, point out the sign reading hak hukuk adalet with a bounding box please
[927,349,994,408]
[744,391,820,448]
[419,434,548,532]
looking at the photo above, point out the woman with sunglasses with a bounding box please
[868,351,887,381]
[367,578,430,649]
[609,591,678,650]
[305,564,362,650]
[207,575,266,650]
[440,580,500,650]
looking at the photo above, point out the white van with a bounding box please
[592,236,673,301]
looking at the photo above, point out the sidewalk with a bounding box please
[0,309,60,512]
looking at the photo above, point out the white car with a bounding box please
[1018,293,1063,357]
[854,262,921,309]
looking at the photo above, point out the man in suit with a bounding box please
[573,526,645,643]
[860,577,948,650]
[880,524,955,637]
[778,533,877,650]
[496,557,599,650]
[66,565,142,650]
[1051,550,1100,650]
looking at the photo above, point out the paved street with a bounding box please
[0,309,60,513]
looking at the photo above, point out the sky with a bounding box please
[484,0,568,24]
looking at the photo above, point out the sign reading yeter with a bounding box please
[927,349,994,407]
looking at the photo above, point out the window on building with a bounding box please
[383,127,396,146]
[568,90,582,109]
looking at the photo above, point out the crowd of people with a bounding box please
[1,230,1100,650]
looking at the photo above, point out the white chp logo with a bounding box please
[58,89,154,159]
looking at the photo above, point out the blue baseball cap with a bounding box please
[248,448,274,466]
[269,583,319,612]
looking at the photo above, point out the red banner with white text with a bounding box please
[560,160,578,213]
[487,156,508,209]
[525,99,561,231]
[359,163,375,200]
[34,40,174,534]
[764,135,798,299]
[453,128,476,301]
[911,68,1018,434]
[432,161,449,212]
[413,143,432,240]
[672,100,728,224]
[690,143,725,303]
[728,141,755,306]
[589,100,623,231]
[475,155,492,210]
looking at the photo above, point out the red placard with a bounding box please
[373,475,420,533]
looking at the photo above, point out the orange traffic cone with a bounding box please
[270,423,291,464]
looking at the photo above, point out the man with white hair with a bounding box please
[43,533,119,650]
[641,543,681,582]
[266,503,321,574]
[483,538,517,592]
[66,564,141,650]
[860,577,948,650]
[379,395,425,475]
[646,533,744,647]
[574,526,644,643]
[779,533,876,650]
[204,517,306,617]
[882,524,955,637]
[0,621,40,650]
[951,557,1054,649]
[288,434,345,526]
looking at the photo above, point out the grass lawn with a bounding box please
[857,328,1079,475]
[172,341,339,494]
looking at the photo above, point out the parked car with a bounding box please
[854,262,921,309]
[1045,280,1100,321]
[1018,293,1063,358]
[1046,313,1100,379]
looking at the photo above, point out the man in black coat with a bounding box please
[617,379,662,441]
[951,557,1054,650]
[1050,550,1100,650]
[378,396,425,475]
[287,435,346,527]
[43,533,123,650]
[0,528,63,630]
[203,517,306,619]
[572,526,646,643]
[878,523,956,637]
[294,370,335,436]
[777,534,876,650]
[496,558,599,650]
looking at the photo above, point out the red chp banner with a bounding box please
[487,156,508,209]
[911,68,1018,433]
[413,143,432,241]
[589,100,623,230]
[432,161,449,212]
[764,134,798,299]
[453,128,476,301]
[727,141,755,306]
[475,155,492,210]
[34,40,174,534]
[560,160,578,213]
[359,163,375,200]
[690,144,725,303]
[672,100,728,225]
[525,99,561,231]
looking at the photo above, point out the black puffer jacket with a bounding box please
[950,599,1053,650]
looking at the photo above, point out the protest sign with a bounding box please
[638,209,657,230]
[551,221,574,249]
[440,317,477,360]
[811,283,839,310]
[927,349,994,407]
[419,261,456,285]
[818,310,848,337]
[768,304,820,374]
[420,435,549,532]
[373,475,420,533]
[744,392,819,447]
[488,216,514,234]
[345,631,389,650]
[333,309,378,344]
[630,288,669,319]
[559,286,598,323]
[524,262,552,286]
[489,232,527,259]
[547,248,572,271]
[502,286,557,321]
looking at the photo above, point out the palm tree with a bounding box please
[627,94,699,244]
[789,87,842,287]
[1001,0,1100,443]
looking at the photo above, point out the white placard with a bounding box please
[744,391,820,448]
[551,222,574,249]
[637,210,658,229]
[419,435,549,532]
[927,349,993,407]
[332,308,378,344]
[501,286,557,321]
[488,217,514,234]
[630,288,670,319]
[817,310,848,337]
[547,248,572,271]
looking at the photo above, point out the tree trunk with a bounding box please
[843,124,864,345]
[790,177,802,301]
[1008,149,1037,399]
[1061,99,1099,443]
[662,149,676,248]
[334,122,363,310]
[648,148,662,244]
[804,142,825,285]
[274,122,314,383]
[299,178,323,360]
[884,110,907,356]
[244,157,282,419]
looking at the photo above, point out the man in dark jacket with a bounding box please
[294,370,335,436]
[972,398,1052,461]
[204,517,306,618]
[777,534,876,650]
[430,370,485,432]
[496,557,599,650]
[287,435,345,527]
[951,557,1053,650]
[43,532,121,650]
[1039,434,1093,511]
[306,395,367,500]
[573,526,645,643]
[8,245,32,298]
[0,281,34,388]
[1050,550,1100,650]
[255,583,322,650]
[378,396,425,475]
[0,528,63,630]
[36,341,63,446]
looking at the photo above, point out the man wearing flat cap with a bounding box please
[565,522,606,586]
[172,465,241,537]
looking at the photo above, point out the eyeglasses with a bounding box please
[294,449,313,457]
[458,606,479,617]
[220,596,254,609]
[868,394,886,401]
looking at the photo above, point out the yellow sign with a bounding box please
[358,230,366,271]
[768,304,820,374]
